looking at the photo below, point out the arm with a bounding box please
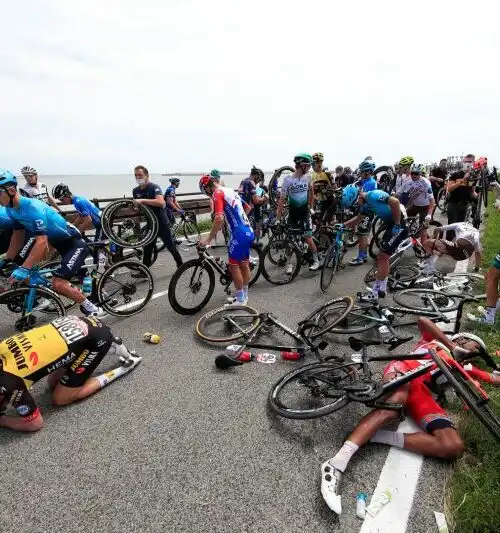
[416,317,456,352]
[473,250,482,270]
[343,214,361,228]
[206,213,224,243]
[447,179,465,192]
[135,194,166,208]
[0,410,44,432]
[5,229,27,260]
[308,182,314,210]
[22,235,49,268]
[73,214,93,232]
[48,195,62,212]
[387,196,402,225]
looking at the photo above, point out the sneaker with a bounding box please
[309,260,320,271]
[226,296,248,306]
[466,313,495,325]
[358,290,378,303]
[34,298,54,312]
[80,305,107,318]
[349,256,367,266]
[285,263,294,275]
[320,461,343,514]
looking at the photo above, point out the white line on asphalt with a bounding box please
[102,288,169,316]
[359,256,469,533]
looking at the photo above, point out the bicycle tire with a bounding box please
[374,166,395,193]
[302,296,354,339]
[368,224,385,259]
[436,188,448,212]
[364,263,420,286]
[97,260,154,316]
[248,243,263,287]
[182,219,201,246]
[434,272,485,297]
[433,356,500,442]
[168,259,216,315]
[0,286,66,334]
[482,173,488,208]
[328,304,379,335]
[195,305,261,343]
[261,239,301,285]
[268,361,358,419]
[320,244,340,293]
[392,288,460,312]
[268,166,294,208]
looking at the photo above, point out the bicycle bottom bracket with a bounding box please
[15,314,37,332]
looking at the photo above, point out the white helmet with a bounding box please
[450,332,486,351]
[21,166,37,176]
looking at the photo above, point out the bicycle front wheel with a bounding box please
[302,296,354,339]
[268,362,359,419]
[268,166,294,207]
[97,260,154,316]
[364,263,419,286]
[393,288,460,312]
[195,305,261,343]
[168,259,215,315]
[328,304,379,334]
[182,219,201,249]
[261,239,301,285]
[320,245,340,293]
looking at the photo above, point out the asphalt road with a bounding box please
[0,228,458,533]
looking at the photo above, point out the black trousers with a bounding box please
[143,215,182,268]
[446,202,468,240]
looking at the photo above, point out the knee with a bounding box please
[52,387,78,406]
[52,277,63,290]
[437,433,465,459]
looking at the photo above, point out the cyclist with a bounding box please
[311,153,335,219]
[393,156,414,196]
[0,315,141,432]
[132,165,183,274]
[239,167,268,244]
[320,317,496,514]
[210,168,225,186]
[52,183,103,239]
[348,159,377,266]
[421,222,481,273]
[199,174,254,305]
[0,170,104,317]
[20,166,61,212]
[164,177,184,226]
[430,158,448,200]
[277,153,320,273]
[398,163,435,232]
[342,184,407,299]
[468,252,500,326]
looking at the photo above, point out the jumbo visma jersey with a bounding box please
[282,174,311,209]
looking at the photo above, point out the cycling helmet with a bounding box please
[410,163,425,175]
[0,169,17,187]
[344,166,352,175]
[341,184,359,208]
[21,166,37,176]
[199,174,216,194]
[312,152,324,162]
[364,155,373,161]
[359,160,376,173]
[250,166,265,180]
[169,177,181,184]
[450,332,487,352]
[210,169,221,180]
[399,156,414,167]
[52,183,71,199]
[293,153,313,165]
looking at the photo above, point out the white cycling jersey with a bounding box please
[439,222,481,252]
[400,177,434,207]
[22,183,50,204]
[394,174,410,196]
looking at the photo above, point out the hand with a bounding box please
[198,239,210,248]
[133,199,144,205]
[9,267,31,284]
[391,224,402,236]
[424,214,432,222]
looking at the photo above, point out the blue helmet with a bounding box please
[359,160,376,173]
[0,169,17,187]
[169,177,181,184]
[341,184,359,208]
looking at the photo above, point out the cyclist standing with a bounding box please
[239,166,268,244]
[311,153,334,220]
[277,153,320,273]
[393,156,414,196]
[20,166,61,213]
[199,174,254,305]
[164,177,184,226]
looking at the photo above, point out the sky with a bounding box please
[2,0,499,174]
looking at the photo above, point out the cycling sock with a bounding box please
[370,430,405,448]
[242,285,249,300]
[379,278,388,293]
[359,250,367,258]
[81,299,99,313]
[329,440,359,472]
[313,253,319,262]
[96,365,128,388]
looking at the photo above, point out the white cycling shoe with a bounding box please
[320,460,343,514]
[285,263,294,275]
[309,260,320,271]
[226,296,248,306]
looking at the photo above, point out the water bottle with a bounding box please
[378,325,391,342]
[82,275,93,296]
[381,308,394,321]
[281,351,301,361]
[356,492,367,520]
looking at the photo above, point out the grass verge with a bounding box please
[446,196,500,533]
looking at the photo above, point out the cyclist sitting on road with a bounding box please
[0,315,141,432]
[52,183,103,239]
[164,177,184,226]
[277,153,320,273]
[321,317,497,514]
[421,222,481,273]
[393,156,414,196]
[199,174,254,305]
[0,169,104,317]
[311,153,335,221]
[348,160,377,266]
[342,184,407,300]
[20,165,62,213]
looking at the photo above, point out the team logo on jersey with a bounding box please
[34,219,45,231]
[52,316,88,344]
[16,405,31,416]
[5,334,33,371]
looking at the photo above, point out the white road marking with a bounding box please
[359,256,469,532]
[101,288,169,317]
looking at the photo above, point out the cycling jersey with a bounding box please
[394,174,410,196]
[438,222,481,252]
[311,171,331,201]
[282,174,311,209]
[400,177,434,207]
[21,183,50,204]
[359,176,377,193]
[360,190,395,222]
[164,185,177,209]
[0,206,14,230]
[239,178,257,207]
[0,316,114,418]
[72,196,102,228]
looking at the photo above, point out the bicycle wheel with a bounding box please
[434,272,485,297]
[168,259,215,315]
[482,173,488,208]
[433,357,500,442]
[436,188,448,212]
[268,362,359,419]
[302,296,354,339]
[374,166,395,193]
[0,286,66,336]
[195,305,261,343]
[365,263,419,286]
[364,250,405,283]
[393,288,460,312]
[268,166,294,207]
[248,243,262,286]
[261,239,301,285]
[368,224,385,259]
[320,244,340,293]
[182,219,201,248]
[97,260,154,317]
[328,304,379,334]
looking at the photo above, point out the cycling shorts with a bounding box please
[492,253,500,270]
[288,206,313,237]
[436,238,475,261]
[59,318,114,387]
[252,205,262,223]
[383,360,454,432]
[379,223,409,255]
[166,209,176,225]
[52,238,90,280]
[227,227,254,264]
[406,205,428,224]
[356,212,375,235]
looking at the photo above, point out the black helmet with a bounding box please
[250,166,264,181]
[52,183,71,200]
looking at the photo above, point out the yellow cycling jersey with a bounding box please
[311,171,332,201]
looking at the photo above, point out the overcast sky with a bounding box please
[2,0,499,174]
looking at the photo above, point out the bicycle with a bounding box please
[194,296,354,369]
[267,335,500,442]
[168,243,263,315]
[319,224,355,293]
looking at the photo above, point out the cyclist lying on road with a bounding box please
[0,315,141,432]
[320,317,498,514]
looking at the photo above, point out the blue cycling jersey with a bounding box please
[361,190,394,222]
[6,197,81,242]
[359,176,377,193]
[164,185,177,214]
[0,206,14,230]
[72,196,102,227]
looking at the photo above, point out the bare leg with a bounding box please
[376,252,390,281]
[52,277,85,304]
[228,264,243,290]
[486,266,500,307]
[305,236,317,254]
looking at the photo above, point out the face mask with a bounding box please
[135,178,146,186]
[463,162,473,171]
